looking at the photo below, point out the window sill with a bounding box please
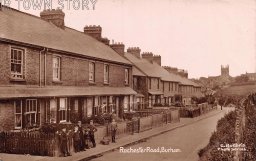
[59,121,70,124]
[13,128,22,131]
[10,78,26,82]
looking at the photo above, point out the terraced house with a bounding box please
[125,49,180,108]
[0,7,136,131]
[125,48,202,108]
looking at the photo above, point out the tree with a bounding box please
[218,96,225,110]
[235,75,249,83]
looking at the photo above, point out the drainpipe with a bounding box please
[44,48,48,86]
[39,48,46,87]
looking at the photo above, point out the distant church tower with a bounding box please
[221,65,229,76]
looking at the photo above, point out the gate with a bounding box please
[126,118,140,134]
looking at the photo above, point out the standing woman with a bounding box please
[58,128,71,157]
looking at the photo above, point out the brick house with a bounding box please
[0,7,136,131]
[124,49,182,108]
[125,48,203,108]
[177,78,202,106]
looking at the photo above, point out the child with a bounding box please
[84,127,91,149]
[58,128,71,157]
[73,126,80,153]
[110,119,118,143]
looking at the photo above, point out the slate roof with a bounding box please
[124,52,201,87]
[124,53,180,82]
[0,7,131,65]
[133,66,146,76]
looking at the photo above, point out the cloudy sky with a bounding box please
[8,0,256,78]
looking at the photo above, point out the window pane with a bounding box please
[33,100,37,111]
[37,103,40,112]
[17,51,22,60]
[125,69,129,84]
[16,64,21,73]
[30,101,33,111]
[15,101,21,113]
[31,113,36,124]
[37,113,40,125]
[11,64,15,72]
[50,99,57,123]
[13,50,17,60]
[11,48,24,78]
[15,114,22,127]
[60,98,66,109]
[53,57,60,80]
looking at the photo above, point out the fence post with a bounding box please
[138,118,140,133]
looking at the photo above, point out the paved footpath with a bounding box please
[0,107,232,161]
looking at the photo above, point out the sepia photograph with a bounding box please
[0,0,256,161]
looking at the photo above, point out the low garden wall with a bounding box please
[180,103,216,118]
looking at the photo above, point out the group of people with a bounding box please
[58,120,97,157]
[57,119,118,157]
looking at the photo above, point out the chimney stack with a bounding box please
[40,9,65,29]
[141,52,154,63]
[101,37,110,46]
[127,47,141,58]
[84,25,102,41]
[163,66,188,78]
[110,42,125,56]
[153,55,161,66]
[177,69,188,78]
[163,66,178,73]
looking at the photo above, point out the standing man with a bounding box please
[89,120,97,148]
[77,121,85,151]
[110,119,118,143]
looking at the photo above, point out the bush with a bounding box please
[39,123,75,134]
[242,98,256,160]
[82,113,112,125]
[198,111,236,161]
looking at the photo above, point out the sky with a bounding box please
[6,0,256,78]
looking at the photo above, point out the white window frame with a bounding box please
[14,100,23,129]
[104,64,109,84]
[53,56,61,81]
[50,99,57,123]
[25,99,38,126]
[89,62,95,82]
[59,98,67,123]
[11,48,25,79]
[101,96,107,113]
[124,96,129,112]
[125,68,129,85]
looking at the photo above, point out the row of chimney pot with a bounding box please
[21,9,165,68]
